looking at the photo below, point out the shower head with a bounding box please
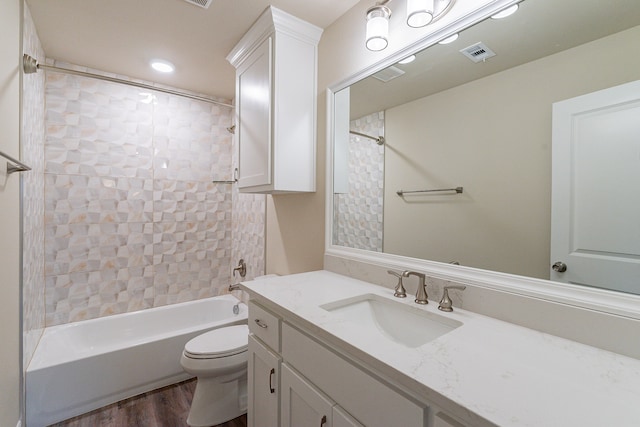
[227,125,236,134]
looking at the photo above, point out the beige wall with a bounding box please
[265,1,369,275]
[265,0,485,274]
[383,26,640,279]
[0,0,22,424]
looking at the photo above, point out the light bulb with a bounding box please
[407,0,435,28]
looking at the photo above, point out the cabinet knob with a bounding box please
[255,319,268,328]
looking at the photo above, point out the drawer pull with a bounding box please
[255,319,268,329]
[320,415,327,427]
[269,368,275,393]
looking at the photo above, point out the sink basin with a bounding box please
[321,294,462,348]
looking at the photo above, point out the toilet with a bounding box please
[180,324,249,427]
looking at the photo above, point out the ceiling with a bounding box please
[26,0,361,101]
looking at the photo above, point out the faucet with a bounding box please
[402,271,428,304]
[228,283,242,292]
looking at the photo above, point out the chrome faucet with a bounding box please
[402,271,428,304]
[228,283,242,292]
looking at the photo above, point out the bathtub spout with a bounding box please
[228,283,241,292]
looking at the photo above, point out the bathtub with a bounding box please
[26,294,248,427]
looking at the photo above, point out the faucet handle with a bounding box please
[438,285,466,312]
[233,259,247,278]
[387,270,407,298]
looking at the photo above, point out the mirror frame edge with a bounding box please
[324,0,640,321]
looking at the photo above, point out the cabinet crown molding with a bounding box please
[226,5,323,68]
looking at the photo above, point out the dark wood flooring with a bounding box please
[49,379,247,427]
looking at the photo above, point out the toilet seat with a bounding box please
[184,324,248,359]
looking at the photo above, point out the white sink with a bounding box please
[321,294,462,348]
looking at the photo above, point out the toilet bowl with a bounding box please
[180,324,249,427]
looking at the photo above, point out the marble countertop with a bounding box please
[241,270,640,427]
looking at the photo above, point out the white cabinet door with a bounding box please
[434,411,467,427]
[281,364,334,427]
[248,335,281,427]
[333,406,364,427]
[236,37,272,190]
[551,80,640,294]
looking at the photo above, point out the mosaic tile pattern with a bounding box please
[22,3,47,366]
[42,63,261,326]
[231,149,266,283]
[334,112,385,252]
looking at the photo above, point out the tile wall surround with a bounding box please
[324,254,640,360]
[42,61,265,326]
[22,3,47,366]
[333,111,384,252]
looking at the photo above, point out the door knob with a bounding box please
[552,261,567,272]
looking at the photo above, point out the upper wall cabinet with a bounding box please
[227,6,323,194]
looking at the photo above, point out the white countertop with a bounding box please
[242,270,640,427]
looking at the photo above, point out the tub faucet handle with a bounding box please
[233,259,247,278]
[387,270,407,298]
[438,285,466,312]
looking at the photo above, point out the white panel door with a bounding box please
[248,335,280,427]
[551,80,640,294]
[237,37,272,189]
[281,364,334,427]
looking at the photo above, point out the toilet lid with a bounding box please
[184,324,249,358]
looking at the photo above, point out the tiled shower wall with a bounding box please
[20,1,263,365]
[42,64,264,326]
[22,3,46,366]
[333,111,384,252]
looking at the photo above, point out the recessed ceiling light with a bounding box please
[438,33,459,45]
[491,4,518,19]
[150,60,175,73]
[398,55,416,65]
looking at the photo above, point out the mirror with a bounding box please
[331,0,640,294]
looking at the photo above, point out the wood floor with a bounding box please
[49,379,247,427]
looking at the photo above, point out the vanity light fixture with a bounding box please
[150,59,175,73]
[491,4,518,19]
[366,2,392,51]
[407,0,435,28]
[365,0,458,51]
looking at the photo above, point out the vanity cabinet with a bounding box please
[247,300,432,427]
[226,6,322,194]
[281,323,427,427]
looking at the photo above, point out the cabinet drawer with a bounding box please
[248,300,281,352]
[282,323,427,427]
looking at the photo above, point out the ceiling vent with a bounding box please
[460,42,496,63]
[371,66,405,83]
[183,0,213,9]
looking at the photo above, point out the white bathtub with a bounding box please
[26,294,248,427]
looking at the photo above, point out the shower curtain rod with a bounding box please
[349,130,385,145]
[22,54,234,109]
